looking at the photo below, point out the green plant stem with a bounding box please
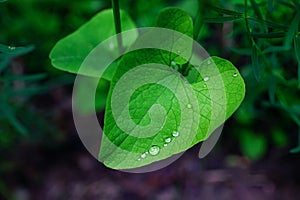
[111,0,123,53]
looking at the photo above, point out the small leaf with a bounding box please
[0,44,34,73]
[0,44,34,56]
[49,9,137,81]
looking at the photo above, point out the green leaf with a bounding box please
[49,9,137,81]
[98,8,245,169]
[100,55,245,169]
[156,7,193,64]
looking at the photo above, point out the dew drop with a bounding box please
[149,145,160,155]
[137,158,141,161]
[207,59,211,65]
[177,50,181,54]
[165,138,171,143]
[233,73,238,77]
[172,131,179,137]
[203,77,209,82]
[141,153,147,158]
[8,46,15,50]
[164,144,168,147]
[186,104,192,109]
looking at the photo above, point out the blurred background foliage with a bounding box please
[0,0,299,199]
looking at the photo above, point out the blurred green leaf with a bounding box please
[272,128,288,147]
[294,34,300,87]
[283,11,300,48]
[0,44,34,56]
[0,101,28,136]
[251,44,262,81]
[240,130,267,160]
[0,44,34,73]
[0,74,46,82]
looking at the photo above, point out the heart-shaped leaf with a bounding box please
[49,9,137,81]
[99,8,245,169]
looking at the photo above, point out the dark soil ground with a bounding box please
[3,133,300,200]
[2,87,300,200]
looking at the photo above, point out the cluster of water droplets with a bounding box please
[137,130,180,161]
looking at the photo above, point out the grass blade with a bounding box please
[252,44,262,81]
[294,34,300,88]
[208,5,243,16]
[204,16,243,23]
[251,31,286,38]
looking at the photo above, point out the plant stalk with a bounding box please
[111,0,123,53]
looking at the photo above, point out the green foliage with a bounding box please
[212,0,300,156]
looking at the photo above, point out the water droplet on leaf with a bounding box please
[141,153,147,158]
[172,131,179,137]
[164,144,168,147]
[149,145,160,155]
[233,73,238,77]
[207,59,211,65]
[186,104,192,109]
[203,77,209,82]
[165,138,171,143]
[171,61,176,66]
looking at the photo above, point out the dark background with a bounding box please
[1,0,300,199]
